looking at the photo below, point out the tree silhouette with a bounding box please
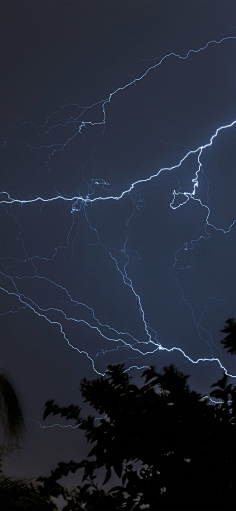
[0,472,58,510]
[0,371,25,444]
[39,360,236,510]
[0,372,58,510]
[220,318,236,355]
[39,317,236,510]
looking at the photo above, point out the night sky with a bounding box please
[1,0,236,487]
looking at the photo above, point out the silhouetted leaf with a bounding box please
[103,467,111,485]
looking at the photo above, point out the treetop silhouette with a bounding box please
[39,317,236,510]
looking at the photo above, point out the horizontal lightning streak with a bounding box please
[2,118,236,209]
[1,272,235,377]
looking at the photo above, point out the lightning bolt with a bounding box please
[1,32,236,434]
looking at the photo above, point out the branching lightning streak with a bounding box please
[1,32,236,418]
[7,35,236,167]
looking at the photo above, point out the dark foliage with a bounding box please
[0,372,25,444]
[0,445,58,510]
[0,372,57,509]
[0,475,58,510]
[220,318,236,355]
[40,318,236,510]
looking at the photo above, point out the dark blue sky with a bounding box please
[1,0,236,487]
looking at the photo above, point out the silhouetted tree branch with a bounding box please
[220,318,236,355]
[40,318,236,510]
[0,372,25,444]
